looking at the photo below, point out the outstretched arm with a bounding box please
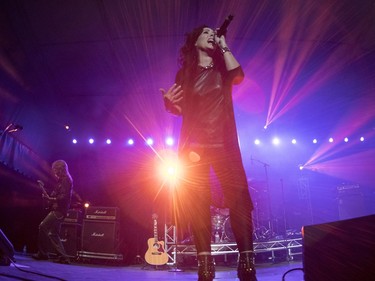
[160,83,183,115]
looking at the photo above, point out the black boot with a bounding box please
[53,255,71,264]
[197,255,215,281]
[237,252,257,281]
[31,252,49,260]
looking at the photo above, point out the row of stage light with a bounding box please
[70,136,367,146]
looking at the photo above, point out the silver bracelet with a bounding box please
[221,46,231,54]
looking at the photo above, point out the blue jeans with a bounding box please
[37,210,68,258]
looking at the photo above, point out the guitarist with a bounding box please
[32,160,73,264]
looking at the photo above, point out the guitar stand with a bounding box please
[142,263,169,271]
[136,256,167,270]
[134,254,147,265]
[135,254,160,270]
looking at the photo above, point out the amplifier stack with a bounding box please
[77,206,123,261]
[336,184,365,220]
[60,222,82,258]
[48,209,82,258]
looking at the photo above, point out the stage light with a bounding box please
[263,125,268,129]
[72,139,77,144]
[360,137,364,142]
[254,139,261,145]
[127,138,134,145]
[165,137,174,146]
[292,139,297,144]
[272,137,280,146]
[106,139,111,144]
[167,166,177,176]
[89,138,94,144]
[329,137,334,143]
[84,202,90,208]
[313,139,318,144]
[65,125,70,130]
[157,150,182,186]
[299,164,304,170]
[344,137,349,143]
[146,138,154,146]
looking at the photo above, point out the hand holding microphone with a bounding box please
[217,14,234,37]
[215,15,234,53]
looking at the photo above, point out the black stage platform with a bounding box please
[0,253,304,281]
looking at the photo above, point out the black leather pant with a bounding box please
[177,145,254,254]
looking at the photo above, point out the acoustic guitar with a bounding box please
[144,214,168,266]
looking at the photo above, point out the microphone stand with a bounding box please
[280,179,287,239]
[168,184,183,273]
[250,156,273,239]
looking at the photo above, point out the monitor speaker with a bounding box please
[0,229,15,266]
[81,220,120,254]
[303,215,375,281]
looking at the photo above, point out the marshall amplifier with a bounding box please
[60,223,82,258]
[84,206,120,221]
[48,223,82,258]
[64,209,83,223]
[81,219,120,254]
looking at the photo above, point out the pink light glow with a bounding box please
[305,95,375,166]
[264,1,368,127]
[234,77,266,114]
[303,148,375,187]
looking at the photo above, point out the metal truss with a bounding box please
[164,224,177,265]
[253,238,303,261]
[164,224,302,265]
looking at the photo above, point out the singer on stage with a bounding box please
[161,20,257,281]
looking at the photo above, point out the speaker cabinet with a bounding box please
[0,229,14,266]
[81,220,120,254]
[338,193,365,220]
[48,223,81,258]
[60,223,81,257]
[303,215,375,281]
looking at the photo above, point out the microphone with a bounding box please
[217,14,234,37]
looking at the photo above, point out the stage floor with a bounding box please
[0,253,304,281]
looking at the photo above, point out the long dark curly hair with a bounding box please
[178,25,225,74]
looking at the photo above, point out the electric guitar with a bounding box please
[144,214,169,266]
[37,180,53,210]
